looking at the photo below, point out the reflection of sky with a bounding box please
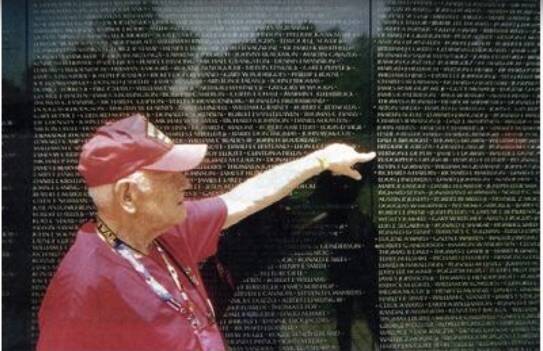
[157,0,370,54]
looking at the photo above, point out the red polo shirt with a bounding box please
[37,197,228,351]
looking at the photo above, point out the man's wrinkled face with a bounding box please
[133,171,191,232]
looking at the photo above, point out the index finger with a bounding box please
[356,151,376,163]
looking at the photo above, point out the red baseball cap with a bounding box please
[78,114,207,187]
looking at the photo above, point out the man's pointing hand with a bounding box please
[315,143,376,180]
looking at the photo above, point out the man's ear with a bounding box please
[114,179,138,214]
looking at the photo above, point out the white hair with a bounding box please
[88,171,151,209]
[88,183,114,210]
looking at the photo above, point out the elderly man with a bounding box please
[37,114,376,351]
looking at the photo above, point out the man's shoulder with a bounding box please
[184,197,226,214]
[45,221,119,297]
[58,221,115,274]
[179,197,227,230]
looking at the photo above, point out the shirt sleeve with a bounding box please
[167,196,228,263]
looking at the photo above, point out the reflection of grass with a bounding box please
[352,317,376,351]
[279,319,339,350]
[357,183,376,219]
[279,315,376,351]
[291,179,318,200]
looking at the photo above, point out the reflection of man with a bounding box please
[37,114,376,351]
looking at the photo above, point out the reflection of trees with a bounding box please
[33,0,198,129]
[193,23,371,165]
[333,35,374,135]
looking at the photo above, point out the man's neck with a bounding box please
[96,212,156,255]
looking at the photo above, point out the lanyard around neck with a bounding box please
[95,217,215,328]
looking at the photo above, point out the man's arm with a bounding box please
[219,144,376,229]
